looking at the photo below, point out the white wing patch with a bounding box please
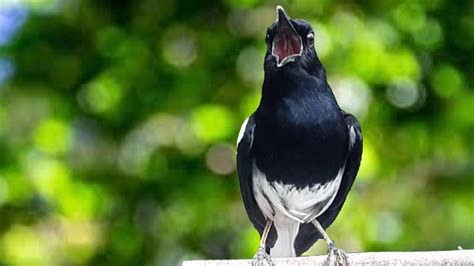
[349,125,356,150]
[236,117,250,146]
[253,164,345,224]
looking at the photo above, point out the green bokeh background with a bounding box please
[0,0,473,265]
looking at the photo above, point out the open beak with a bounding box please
[272,6,303,67]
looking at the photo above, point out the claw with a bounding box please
[324,243,348,266]
[335,248,348,266]
[252,246,275,266]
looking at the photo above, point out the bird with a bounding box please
[236,5,363,266]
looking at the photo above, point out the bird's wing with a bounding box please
[236,115,268,234]
[321,111,363,225]
[294,111,363,255]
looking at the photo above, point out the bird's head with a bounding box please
[264,6,320,74]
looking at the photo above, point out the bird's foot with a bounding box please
[252,246,274,266]
[324,242,348,266]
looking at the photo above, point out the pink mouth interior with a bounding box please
[273,29,302,64]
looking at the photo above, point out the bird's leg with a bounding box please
[252,220,274,266]
[312,219,348,266]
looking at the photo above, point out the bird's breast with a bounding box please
[254,90,348,185]
[252,117,348,186]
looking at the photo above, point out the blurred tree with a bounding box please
[0,0,473,265]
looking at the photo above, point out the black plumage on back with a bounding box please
[237,6,362,261]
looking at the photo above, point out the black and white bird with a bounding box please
[236,6,363,265]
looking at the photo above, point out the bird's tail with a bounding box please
[270,220,300,257]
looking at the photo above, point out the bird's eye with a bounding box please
[307,32,314,46]
[266,33,270,43]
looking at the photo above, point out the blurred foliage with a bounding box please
[0,0,473,265]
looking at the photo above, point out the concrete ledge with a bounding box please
[183,249,474,266]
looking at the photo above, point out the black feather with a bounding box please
[236,10,363,257]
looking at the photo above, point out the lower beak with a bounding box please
[271,6,303,67]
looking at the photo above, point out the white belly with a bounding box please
[253,164,344,223]
[252,164,345,257]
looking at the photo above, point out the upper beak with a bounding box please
[272,6,303,67]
